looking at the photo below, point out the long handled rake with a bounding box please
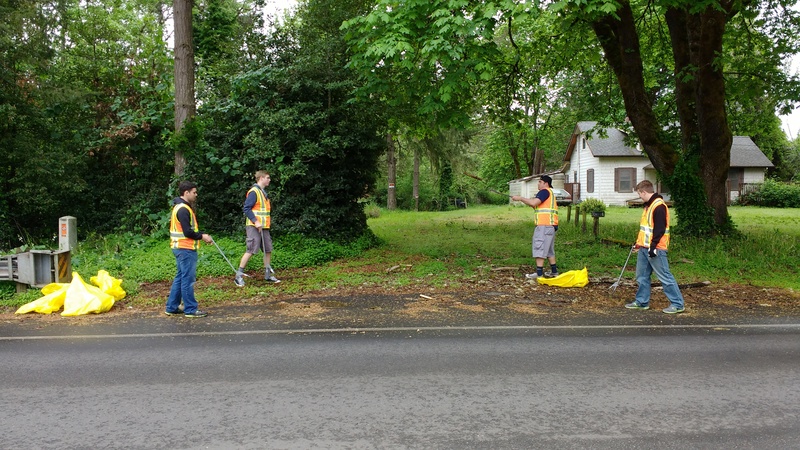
[609,245,635,294]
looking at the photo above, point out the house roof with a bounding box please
[730,136,774,168]
[563,121,645,162]
[565,122,773,169]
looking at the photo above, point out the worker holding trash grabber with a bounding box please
[625,180,685,314]
[234,170,279,286]
[166,181,213,318]
[511,175,559,280]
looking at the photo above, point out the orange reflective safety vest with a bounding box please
[636,197,670,250]
[245,186,271,229]
[534,188,559,226]
[170,203,200,250]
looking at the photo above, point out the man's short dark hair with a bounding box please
[540,175,553,187]
[178,181,197,196]
[635,180,654,193]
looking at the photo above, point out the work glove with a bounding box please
[648,248,657,258]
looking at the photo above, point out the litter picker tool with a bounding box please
[609,244,635,294]
[211,238,250,278]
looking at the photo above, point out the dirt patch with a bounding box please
[3,267,799,325]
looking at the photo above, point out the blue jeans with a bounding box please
[166,249,199,314]
[635,249,684,309]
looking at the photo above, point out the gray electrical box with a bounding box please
[15,250,71,289]
[59,216,77,251]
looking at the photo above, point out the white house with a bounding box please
[560,121,773,206]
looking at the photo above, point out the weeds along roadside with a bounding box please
[1,205,798,308]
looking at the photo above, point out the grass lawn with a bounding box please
[2,204,798,310]
[367,205,800,290]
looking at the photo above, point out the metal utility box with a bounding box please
[59,216,78,251]
[0,217,74,291]
[13,250,72,290]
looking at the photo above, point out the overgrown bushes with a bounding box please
[736,179,800,208]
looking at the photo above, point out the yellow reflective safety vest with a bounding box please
[170,203,200,250]
[534,188,559,226]
[245,186,270,229]
[636,197,670,250]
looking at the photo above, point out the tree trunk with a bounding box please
[666,4,734,230]
[507,130,522,178]
[590,0,738,234]
[590,2,680,177]
[413,146,420,212]
[386,134,397,210]
[693,6,733,227]
[173,0,195,176]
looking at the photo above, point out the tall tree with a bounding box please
[345,0,800,235]
[386,134,398,209]
[173,0,195,176]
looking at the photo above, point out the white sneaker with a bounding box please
[234,274,245,287]
[525,273,539,279]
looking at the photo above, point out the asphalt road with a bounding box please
[2,323,799,449]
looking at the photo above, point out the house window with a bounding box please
[587,169,594,193]
[615,168,637,192]
[582,138,586,150]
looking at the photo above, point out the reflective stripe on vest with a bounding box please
[245,186,270,229]
[170,203,199,250]
[636,197,670,250]
[534,188,559,226]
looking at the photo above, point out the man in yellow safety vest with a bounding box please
[625,180,685,314]
[511,175,559,279]
[166,181,213,318]
[234,170,279,286]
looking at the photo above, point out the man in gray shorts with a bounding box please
[234,170,279,286]
[510,175,559,279]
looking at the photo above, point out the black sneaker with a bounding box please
[544,272,559,278]
[164,309,182,316]
[184,310,208,318]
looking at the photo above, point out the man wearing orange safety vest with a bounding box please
[234,170,279,286]
[511,175,559,279]
[166,181,213,318]
[625,180,685,314]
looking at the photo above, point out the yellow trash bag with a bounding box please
[61,272,116,316]
[15,283,68,314]
[537,267,590,288]
[91,270,126,301]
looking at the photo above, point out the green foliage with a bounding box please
[736,179,800,208]
[668,157,720,236]
[0,0,175,249]
[191,0,385,241]
[578,198,606,214]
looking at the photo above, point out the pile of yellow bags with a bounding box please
[536,267,590,288]
[15,270,126,316]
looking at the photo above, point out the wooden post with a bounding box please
[593,216,600,237]
[581,210,588,232]
[574,205,580,226]
[566,204,572,223]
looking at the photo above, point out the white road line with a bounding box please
[2,323,800,341]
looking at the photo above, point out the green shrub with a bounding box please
[737,179,800,207]
[578,198,607,214]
